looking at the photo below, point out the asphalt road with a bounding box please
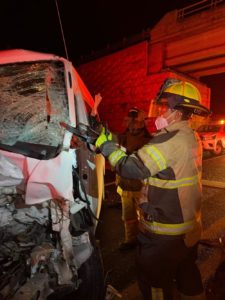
[96,154,225,300]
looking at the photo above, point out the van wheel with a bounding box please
[213,142,223,155]
[71,233,105,300]
[47,232,105,300]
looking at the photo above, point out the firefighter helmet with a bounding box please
[157,80,211,116]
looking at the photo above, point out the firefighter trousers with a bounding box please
[136,232,204,300]
[117,187,140,243]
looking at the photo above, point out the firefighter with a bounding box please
[116,107,152,251]
[95,79,210,300]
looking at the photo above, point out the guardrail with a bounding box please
[177,0,225,20]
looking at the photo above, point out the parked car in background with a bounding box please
[0,49,105,299]
[197,122,225,155]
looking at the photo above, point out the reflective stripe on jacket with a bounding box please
[140,217,196,235]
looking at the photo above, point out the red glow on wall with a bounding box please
[78,42,210,134]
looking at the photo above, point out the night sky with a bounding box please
[0,0,197,65]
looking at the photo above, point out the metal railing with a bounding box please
[177,0,225,20]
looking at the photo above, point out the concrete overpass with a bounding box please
[78,0,225,129]
[149,0,225,78]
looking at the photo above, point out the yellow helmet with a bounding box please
[158,79,211,116]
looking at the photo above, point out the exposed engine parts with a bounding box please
[0,194,94,299]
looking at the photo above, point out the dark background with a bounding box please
[0,0,197,64]
[1,0,225,114]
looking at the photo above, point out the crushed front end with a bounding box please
[0,50,105,300]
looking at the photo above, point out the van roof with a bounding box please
[0,49,64,64]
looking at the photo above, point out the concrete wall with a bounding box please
[78,41,209,132]
[78,42,153,132]
[77,2,225,132]
[150,3,225,77]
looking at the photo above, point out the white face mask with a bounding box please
[155,116,168,130]
[155,110,178,130]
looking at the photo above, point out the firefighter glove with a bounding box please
[95,127,113,148]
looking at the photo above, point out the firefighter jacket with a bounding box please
[101,120,203,247]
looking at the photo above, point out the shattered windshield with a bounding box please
[0,61,70,159]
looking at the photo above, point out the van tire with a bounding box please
[47,232,105,300]
[71,232,105,300]
[213,142,223,155]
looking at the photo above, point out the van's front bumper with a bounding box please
[201,140,215,151]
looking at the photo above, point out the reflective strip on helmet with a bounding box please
[108,149,127,167]
[144,145,167,171]
[141,218,195,235]
[145,175,199,189]
[151,287,164,300]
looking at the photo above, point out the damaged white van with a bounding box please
[0,49,105,299]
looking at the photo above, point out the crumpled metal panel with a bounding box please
[13,273,53,300]
[0,61,69,148]
[0,153,23,186]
